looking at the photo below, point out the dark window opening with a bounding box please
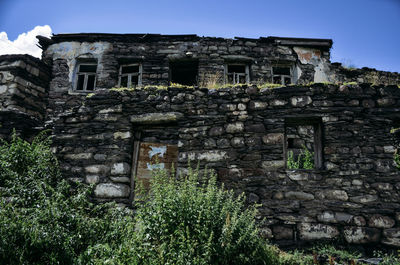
[287,138,295,149]
[226,64,249,84]
[87,75,95,90]
[74,63,97,91]
[272,66,292,85]
[273,67,291,75]
[119,64,142,88]
[284,118,323,170]
[79,64,97,73]
[170,60,198,86]
[76,74,85,91]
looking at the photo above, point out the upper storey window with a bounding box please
[119,64,142,88]
[169,60,198,86]
[272,66,292,85]
[75,63,97,91]
[225,64,249,84]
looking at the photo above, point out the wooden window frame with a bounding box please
[283,117,323,170]
[272,65,293,85]
[74,62,97,91]
[118,63,142,88]
[224,64,250,84]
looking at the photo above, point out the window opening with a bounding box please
[169,60,198,86]
[272,66,292,85]
[75,63,97,91]
[119,64,142,88]
[284,118,323,170]
[225,64,249,84]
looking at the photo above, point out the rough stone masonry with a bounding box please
[0,33,400,247]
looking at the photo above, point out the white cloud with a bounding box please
[0,25,52,58]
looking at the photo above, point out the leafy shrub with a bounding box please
[0,131,133,265]
[287,145,314,170]
[85,167,277,265]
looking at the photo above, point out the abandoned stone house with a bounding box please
[1,33,400,247]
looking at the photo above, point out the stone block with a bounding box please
[111,162,131,175]
[225,122,244,133]
[261,160,285,170]
[130,112,183,124]
[94,183,130,198]
[285,191,314,201]
[272,226,293,240]
[298,223,339,240]
[85,175,99,184]
[113,131,131,139]
[246,123,265,133]
[84,165,110,175]
[248,101,268,110]
[0,85,7,94]
[260,227,273,239]
[99,104,122,113]
[344,227,381,244]
[290,96,312,107]
[262,133,283,144]
[350,195,378,204]
[65,153,93,160]
[352,216,367,226]
[209,126,224,136]
[382,228,400,247]
[231,137,245,147]
[368,214,395,228]
[110,176,130,183]
[270,99,287,106]
[287,171,309,181]
[317,190,348,201]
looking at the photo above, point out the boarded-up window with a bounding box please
[134,142,178,191]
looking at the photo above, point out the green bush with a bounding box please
[287,145,314,170]
[0,132,133,265]
[85,167,277,265]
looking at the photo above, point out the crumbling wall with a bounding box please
[41,35,332,89]
[331,63,400,85]
[46,83,400,247]
[0,54,50,139]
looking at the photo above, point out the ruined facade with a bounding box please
[1,33,400,247]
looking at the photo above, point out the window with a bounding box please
[75,63,97,91]
[119,64,142,88]
[169,60,198,86]
[225,64,249,84]
[284,118,323,170]
[272,66,292,85]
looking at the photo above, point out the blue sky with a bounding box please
[0,0,399,72]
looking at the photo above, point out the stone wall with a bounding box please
[0,54,50,139]
[40,34,333,89]
[46,83,400,247]
[330,63,400,85]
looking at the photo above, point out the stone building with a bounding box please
[1,33,400,247]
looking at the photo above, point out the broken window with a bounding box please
[119,64,142,88]
[284,118,323,170]
[169,60,198,86]
[225,64,249,84]
[272,66,292,85]
[75,63,97,91]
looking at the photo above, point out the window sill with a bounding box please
[68,89,97,95]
